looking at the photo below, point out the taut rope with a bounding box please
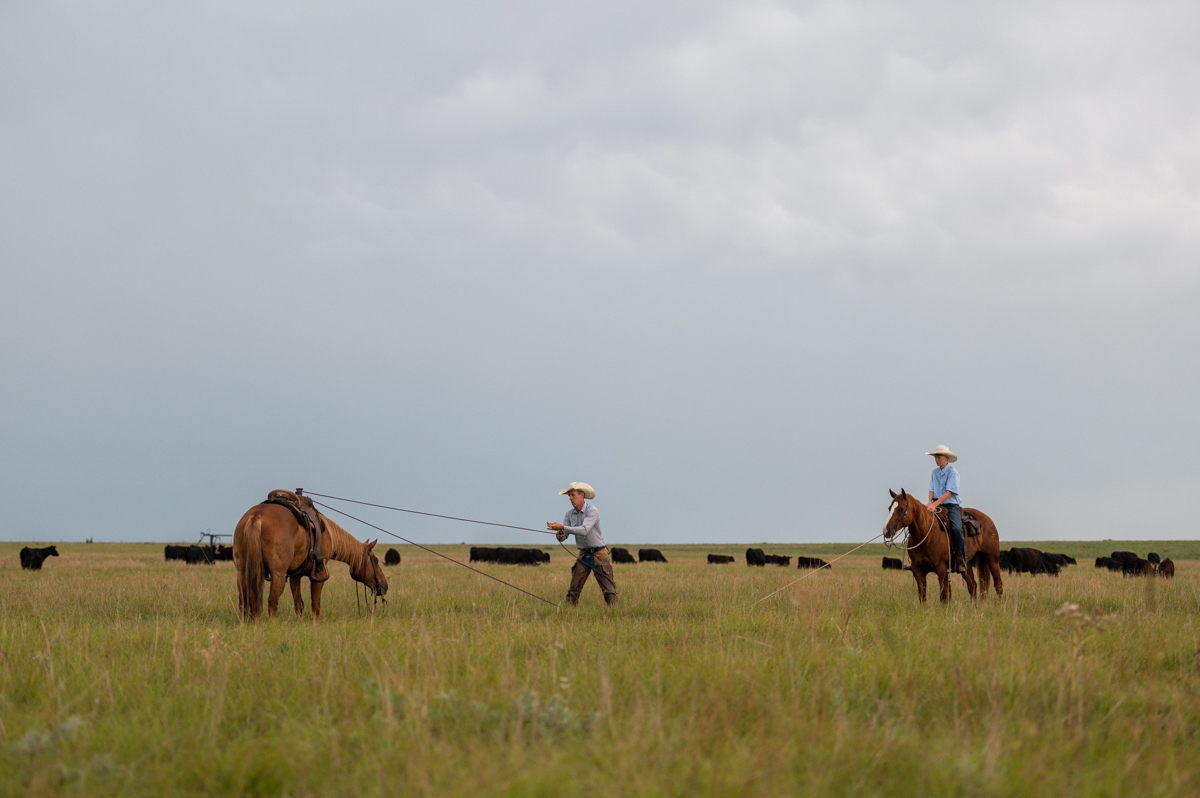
[311,499,559,608]
[752,533,885,605]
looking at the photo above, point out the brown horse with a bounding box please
[882,489,1004,603]
[233,502,388,619]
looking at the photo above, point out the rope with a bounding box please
[303,491,560,536]
[751,533,885,605]
[310,499,559,608]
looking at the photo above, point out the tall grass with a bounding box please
[0,541,1197,796]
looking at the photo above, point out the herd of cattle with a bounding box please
[880,548,1176,578]
[15,543,1179,581]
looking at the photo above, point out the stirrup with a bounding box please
[311,558,331,582]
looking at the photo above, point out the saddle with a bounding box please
[262,489,330,582]
[936,506,982,537]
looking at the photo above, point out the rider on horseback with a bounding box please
[926,445,967,575]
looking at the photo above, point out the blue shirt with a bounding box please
[929,465,961,505]
[562,502,605,550]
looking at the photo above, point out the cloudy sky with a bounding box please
[2,1,1197,545]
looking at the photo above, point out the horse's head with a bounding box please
[883,489,916,541]
[351,539,388,598]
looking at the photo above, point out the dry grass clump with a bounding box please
[0,541,1197,796]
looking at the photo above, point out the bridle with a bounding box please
[883,498,941,553]
[353,546,386,614]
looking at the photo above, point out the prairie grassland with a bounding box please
[1,541,1198,797]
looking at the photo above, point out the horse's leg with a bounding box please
[937,563,951,603]
[977,555,992,599]
[289,575,305,616]
[267,570,288,618]
[963,558,978,600]
[310,579,325,620]
[990,554,1004,597]
[913,567,928,603]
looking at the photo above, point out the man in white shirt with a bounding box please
[547,482,618,606]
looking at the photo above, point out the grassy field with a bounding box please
[1,540,1198,797]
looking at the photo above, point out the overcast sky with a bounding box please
[2,1,1197,546]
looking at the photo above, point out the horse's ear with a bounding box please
[367,539,377,551]
[889,489,897,499]
[900,488,907,498]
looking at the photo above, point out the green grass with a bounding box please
[1,541,1198,796]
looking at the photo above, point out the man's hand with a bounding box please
[556,531,567,542]
[547,522,564,532]
[926,502,939,513]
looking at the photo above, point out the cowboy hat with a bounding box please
[558,482,596,500]
[925,445,957,463]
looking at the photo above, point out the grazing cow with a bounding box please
[1111,551,1139,562]
[1043,553,1076,568]
[384,548,401,565]
[882,557,904,570]
[1147,552,1160,565]
[1158,558,1175,578]
[745,548,766,567]
[797,556,830,570]
[1122,557,1152,577]
[19,546,59,570]
[999,550,1013,572]
[638,548,668,563]
[708,554,735,564]
[469,547,546,565]
[764,554,791,566]
[165,545,212,564]
[610,547,637,564]
[1004,548,1051,575]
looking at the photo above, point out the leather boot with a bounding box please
[953,552,967,574]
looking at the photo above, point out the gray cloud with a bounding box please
[1,1,1197,545]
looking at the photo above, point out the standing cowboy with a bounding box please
[926,445,966,574]
[546,482,618,606]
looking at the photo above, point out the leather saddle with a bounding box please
[262,489,330,582]
[937,506,982,537]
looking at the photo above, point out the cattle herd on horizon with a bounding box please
[15,542,1180,582]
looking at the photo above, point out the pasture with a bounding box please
[1,540,1199,797]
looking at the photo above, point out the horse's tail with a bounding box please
[237,513,265,619]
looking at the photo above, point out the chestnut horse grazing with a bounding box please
[882,489,1004,603]
[234,502,388,619]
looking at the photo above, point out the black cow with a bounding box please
[384,548,401,565]
[19,546,59,570]
[610,547,637,564]
[213,545,233,561]
[708,554,735,564]
[1159,558,1175,578]
[1111,551,1139,562]
[882,557,904,570]
[745,548,766,566]
[764,554,791,566]
[1006,548,1054,575]
[165,545,212,564]
[999,550,1013,572]
[470,546,495,563]
[1147,552,1160,565]
[1043,553,1076,567]
[638,548,668,563]
[1122,557,1152,577]
[797,556,830,570]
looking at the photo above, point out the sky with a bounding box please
[1,1,1198,545]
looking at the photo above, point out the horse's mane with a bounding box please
[318,514,368,571]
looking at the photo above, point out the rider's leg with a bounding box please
[947,504,967,574]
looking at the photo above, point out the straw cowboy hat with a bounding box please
[558,482,596,500]
[925,445,957,463]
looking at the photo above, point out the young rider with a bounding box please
[926,445,966,574]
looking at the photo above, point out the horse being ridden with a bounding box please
[234,501,387,619]
[882,489,1004,603]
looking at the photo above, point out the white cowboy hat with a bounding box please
[925,445,957,463]
[558,482,596,500]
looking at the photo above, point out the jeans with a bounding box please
[946,504,966,562]
[566,547,618,606]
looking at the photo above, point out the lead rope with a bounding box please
[752,533,886,605]
[311,499,559,607]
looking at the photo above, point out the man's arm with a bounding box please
[562,508,598,537]
[927,491,953,511]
